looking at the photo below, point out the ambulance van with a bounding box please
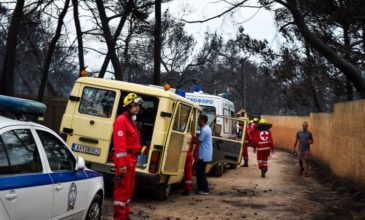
[185,91,236,138]
[185,92,246,176]
[60,77,204,200]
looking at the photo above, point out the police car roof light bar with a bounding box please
[0,95,47,116]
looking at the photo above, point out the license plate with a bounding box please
[72,144,101,156]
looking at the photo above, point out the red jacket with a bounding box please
[113,111,141,167]
[252,129,273,150]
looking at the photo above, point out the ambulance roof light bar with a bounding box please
[0,95,47,116]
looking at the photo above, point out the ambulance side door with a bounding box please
[210,115,246,165]
[161,102,193,175]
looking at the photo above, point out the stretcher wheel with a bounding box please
[213,163,224,177]
[154,184,171,201]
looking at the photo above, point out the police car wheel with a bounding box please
[86,194,102,220]
[154,184,171,201]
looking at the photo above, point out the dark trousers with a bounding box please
[196,159,209,192]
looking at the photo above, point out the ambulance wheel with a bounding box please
[86,194,102,220]
[214,164,224,177]
[154,184,171,201]
[229,164,237,169]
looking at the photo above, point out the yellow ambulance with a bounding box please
[60,77,245,200]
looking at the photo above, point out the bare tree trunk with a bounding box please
[98,0,134,79]
[123,19,134,82]
[343,23,354,101]
[0,0,25,96]
[95,0,123,80]
[283,0,365,98]
[362,23,365,54]
[37,0,70,101]
[304,43,322,112]
[153,0,161,85]
[72,0,85,74]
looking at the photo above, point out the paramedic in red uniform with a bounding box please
[182,133,197,196]
[113,93,143,220]
[252,118,274,178]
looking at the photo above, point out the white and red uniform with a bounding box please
[113,111,141,220]
[252,129,273,171]
[248,123,256,138]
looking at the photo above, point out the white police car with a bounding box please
[0,96,104,220]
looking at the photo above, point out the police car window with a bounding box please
[0,129,42,175]
[36,130,76,171]
[0,139,11,175]
[79,87,116,118]
[173,104,192,132]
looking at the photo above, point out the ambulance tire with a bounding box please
[214,164,224,177]
[229,164,237,169]
[86,193,102,220]
[154,184,171,201]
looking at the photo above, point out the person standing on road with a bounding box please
[194,114,213,195]
[252,118,274,178]
[113,93,143,220]
[293,122,313,177]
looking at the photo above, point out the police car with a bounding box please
[0,96,104,220]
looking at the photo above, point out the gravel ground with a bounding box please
[101,149,365,220]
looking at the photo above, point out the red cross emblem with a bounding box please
[260,131,269,141]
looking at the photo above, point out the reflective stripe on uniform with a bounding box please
[258,141,269,144]
[185,180,193,184]
[257,147,271,151]
[116,152,127,158]
[114,201,126,207]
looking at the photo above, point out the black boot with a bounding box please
[243,160,249,167]
[182,189,190,196]
[260,168,265,178]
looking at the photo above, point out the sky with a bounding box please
[81,0,282,72]
[162,0,280,49]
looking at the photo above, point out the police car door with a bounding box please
[210,115,246,165]
[34,129,89,219]
[0,126,53,220]
[161,102,193,175]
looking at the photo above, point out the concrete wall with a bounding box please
[263,99,365,186]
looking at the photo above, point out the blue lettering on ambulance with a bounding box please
[188,98,214,105]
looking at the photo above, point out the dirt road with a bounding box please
[101,150,365,220]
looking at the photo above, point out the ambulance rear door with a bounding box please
[210,115,246,165]
[63,84,121,164]
[160,102,193,175]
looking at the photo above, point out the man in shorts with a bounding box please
[293,122,314,177]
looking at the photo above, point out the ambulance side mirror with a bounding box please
[75,156,86,170]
